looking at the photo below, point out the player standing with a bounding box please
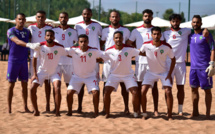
[163,14,208,115]
[140,27,176,120]
[7,13,40,113]
[52,12,78,112]
[103,31,145,118]
[28,10,53,112]
[74,8,102,113]
[30,30,69,116]
[66,34,102,117]
[101,10,131,114]
[189,15,215,119]
[126,9,160,115]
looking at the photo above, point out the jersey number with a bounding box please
[93,80,97,86]
[80,56,86,62]
[146,33,150,39]
[118,55,122,61]
[38,31,42,38]
[62,34,65,40]
[173,35,176,39]
[47,53,53,59]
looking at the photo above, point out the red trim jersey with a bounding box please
[28,23,53,58]
[68,46,103,78]
[52,26,78,65]
[103,44,140,77]
[101,25,130,50]
[33,41,68,75]
[163,28,191,63]
[75,21,102,49]
[140,41,174,74]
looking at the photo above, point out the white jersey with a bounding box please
[163,28,191,63]
[28,23,53,58]
[129,25,153,64]
[140,41,174,74]
[52,26,78,65]
[103,45,140,77]
[75,21,102,49]
[33,41,68,75]
[68,46,102,78]
[101,25,130,50]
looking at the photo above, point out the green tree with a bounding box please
[163,8,174,20]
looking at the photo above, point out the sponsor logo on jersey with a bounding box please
[88,53,92,57]
[124,52,128,57]
[54,50,58,55]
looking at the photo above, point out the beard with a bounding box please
[171,25,180,30]
[47,40,53,43]
[144,20,151,24]
[193,26,201,30]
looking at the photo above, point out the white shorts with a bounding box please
[135,62,148,82]
[102,61,111,82]
[105,74,138,91]
[67,75,99,94]
[142,71,172,88]
[56,64,73,83]
[32,71,61,87]
[172,62,186,85]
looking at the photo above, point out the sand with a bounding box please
[0,61,215,134]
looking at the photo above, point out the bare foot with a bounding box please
[168,117,173,121]
[51,109,56,113]
[205,115,211,120]
[33,111,40,116]
[66,112,72,116]
[46,105,50,112]
[124,109,130,115]
[105,114,110,119]
[190,113,199,118]
[55,113,61,117]
[100,109,106,115]
[8,109,12,114]
[178,112,183,116]
[154,111,159,117]
[25,107,32,113]
[77,107,82,113]
[142,116,147,120]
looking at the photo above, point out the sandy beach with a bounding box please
[0,61,215,134]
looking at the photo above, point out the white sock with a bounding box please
[178,105,183,113]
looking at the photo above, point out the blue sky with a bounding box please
[87,0,215,21]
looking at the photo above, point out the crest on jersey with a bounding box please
[92,26,95,31]
[160,49,164,54]
[54,50,58,55]
[178,31,182,35]
[68,32,72,36]
[199,36,203,40]
[124,52,128,57]
[88,53,92,57]
[7,73,9,77]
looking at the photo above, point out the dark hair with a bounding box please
[113,31,123,37]
[151,27,161,33]
[16,13,26,18]
[169,14,182,21]
[45,29,55,35]
[36,10,46,15]
[83,8,92,13]
[192,15,202,22]
[110,10,120,17]
[60,12,69,17]
[142,9,153,15]
[78,34,88,40]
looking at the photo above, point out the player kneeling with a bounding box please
[140,27,176,120]
[30,30,69,116]
[66,34,103,117]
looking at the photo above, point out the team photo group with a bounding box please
[7,7,214,121]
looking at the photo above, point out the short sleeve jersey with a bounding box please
[68,46,102,78]
[163,28,191,63]
[103,45,140,77]
[7,27,31,63]
[75,21,102,49]
[140,41,174,74]
[189,32,215,69]
[52,26,78,65]
[33,41,68,75]
[101,25,130,50]
[28,23,53,58]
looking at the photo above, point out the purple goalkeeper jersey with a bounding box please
[7,27,31,63]
[189,32,215,69]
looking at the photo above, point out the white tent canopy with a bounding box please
[0,17,10,22]
[8,15,55,24]
[54,15,108,26]
[124,17,171,27]
[180,14,215,30]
